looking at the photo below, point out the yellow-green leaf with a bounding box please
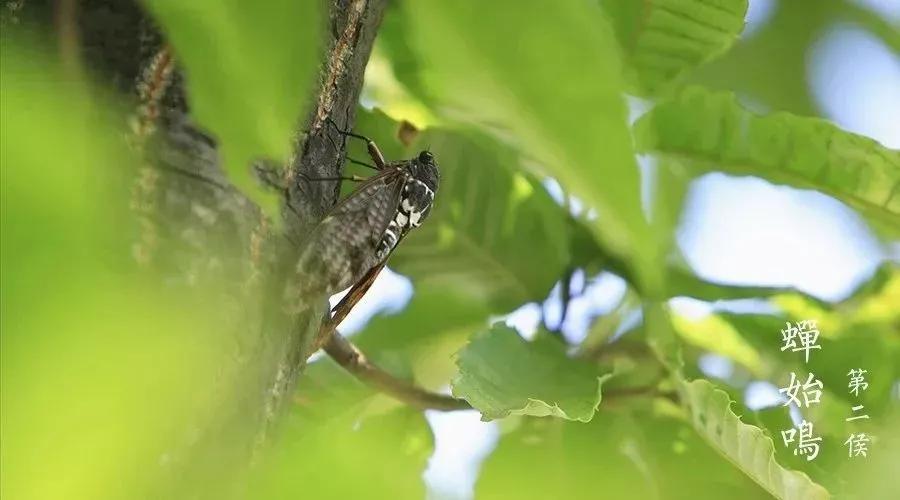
[635,86,900,234]
[398,0,660,292]
[602,0,749,95]
[452,326,611,422]
[144,0,322,217]
[680,379,830,500]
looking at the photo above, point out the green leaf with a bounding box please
[476,414,660,499]
[667,266,830,306]
[643,301,684,371]
[1,38,250,500]
[692,0,900,117]
[398,134,571,308]
[671,313,763,375]
[601,0,749,95]
[680,379,830,500]
[252,361,433,500]
[771,265,900,337]
[649,158,692,251]
[354,289,493,390]
[144,0,322,217]
[477,411,772,499]
[635,86,900,233]
[356,109,572,309]
[397,0,660,291]
[452,326,611,422]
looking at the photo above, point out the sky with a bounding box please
[329,1,900,498]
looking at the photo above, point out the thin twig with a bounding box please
[313,262,472,411]
[325,339,675,411]
[318,270,670,412]
[324,333,473,411]
[556,267,574,334]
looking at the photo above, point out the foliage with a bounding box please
[600,0,749,96]
[394,0,661,291]
[452,326,611,422]
[3,0,899,499]
[679,379,829,500]
[144,0,323,217]
[634,86,900,234]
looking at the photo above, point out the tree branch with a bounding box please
[325,333,473,411]
[24,0,390,493]
[317,269,673,413]
[325,331,677,412]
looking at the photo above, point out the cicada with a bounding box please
[286,125,440,311]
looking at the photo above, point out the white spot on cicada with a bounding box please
[409,211,422,227]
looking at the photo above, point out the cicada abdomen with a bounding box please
[285,135,440,312]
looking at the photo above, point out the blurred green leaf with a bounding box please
[354,288,492,391]
[667,266,828,305]
[835,408,900,499]
[144,0,322,217]
[694,0,900,116]
[364,11,436,127]
[644,301,684,370]
[394,0,660,291]
[709,309,896,441]
[665,262,895,314]
[680,379,830,500]
[736,279,899,411]
[1,39,241,500]
[772,266,900,337]
[397,132,572,308]
[476,414,659,499]
[452,326,612,422]
[252,362,433,500]
[635,86,900,234]
[601,0,748,95]
[672,313,763,375]
[477,411,770,499]
[580,288,641,352]
[648,158,692,254]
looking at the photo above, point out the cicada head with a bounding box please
[398,151,440,230]
[412,150,441,194]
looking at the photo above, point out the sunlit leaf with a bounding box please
[452,326,611,422]
[671,313,763,375]
[635,86,900,234]
[354,289,492,390]
[693,0,900,116]
[477,411,770,499]
[772,265,900,336]
[393,0,660,291]
[680,379,830,500]
[601,0,749,95]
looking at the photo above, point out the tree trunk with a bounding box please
[6,0,388,495]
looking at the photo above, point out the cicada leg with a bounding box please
[326,117,387,170]
[313,262,386,350]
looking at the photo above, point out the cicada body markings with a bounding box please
[287,126,440,310]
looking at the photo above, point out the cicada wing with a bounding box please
[288,169,406,308]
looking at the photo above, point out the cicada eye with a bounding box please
[418,150,434,164]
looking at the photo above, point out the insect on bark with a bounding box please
[286,123,440,312]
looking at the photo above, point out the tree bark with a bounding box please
[8,0,388,495]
